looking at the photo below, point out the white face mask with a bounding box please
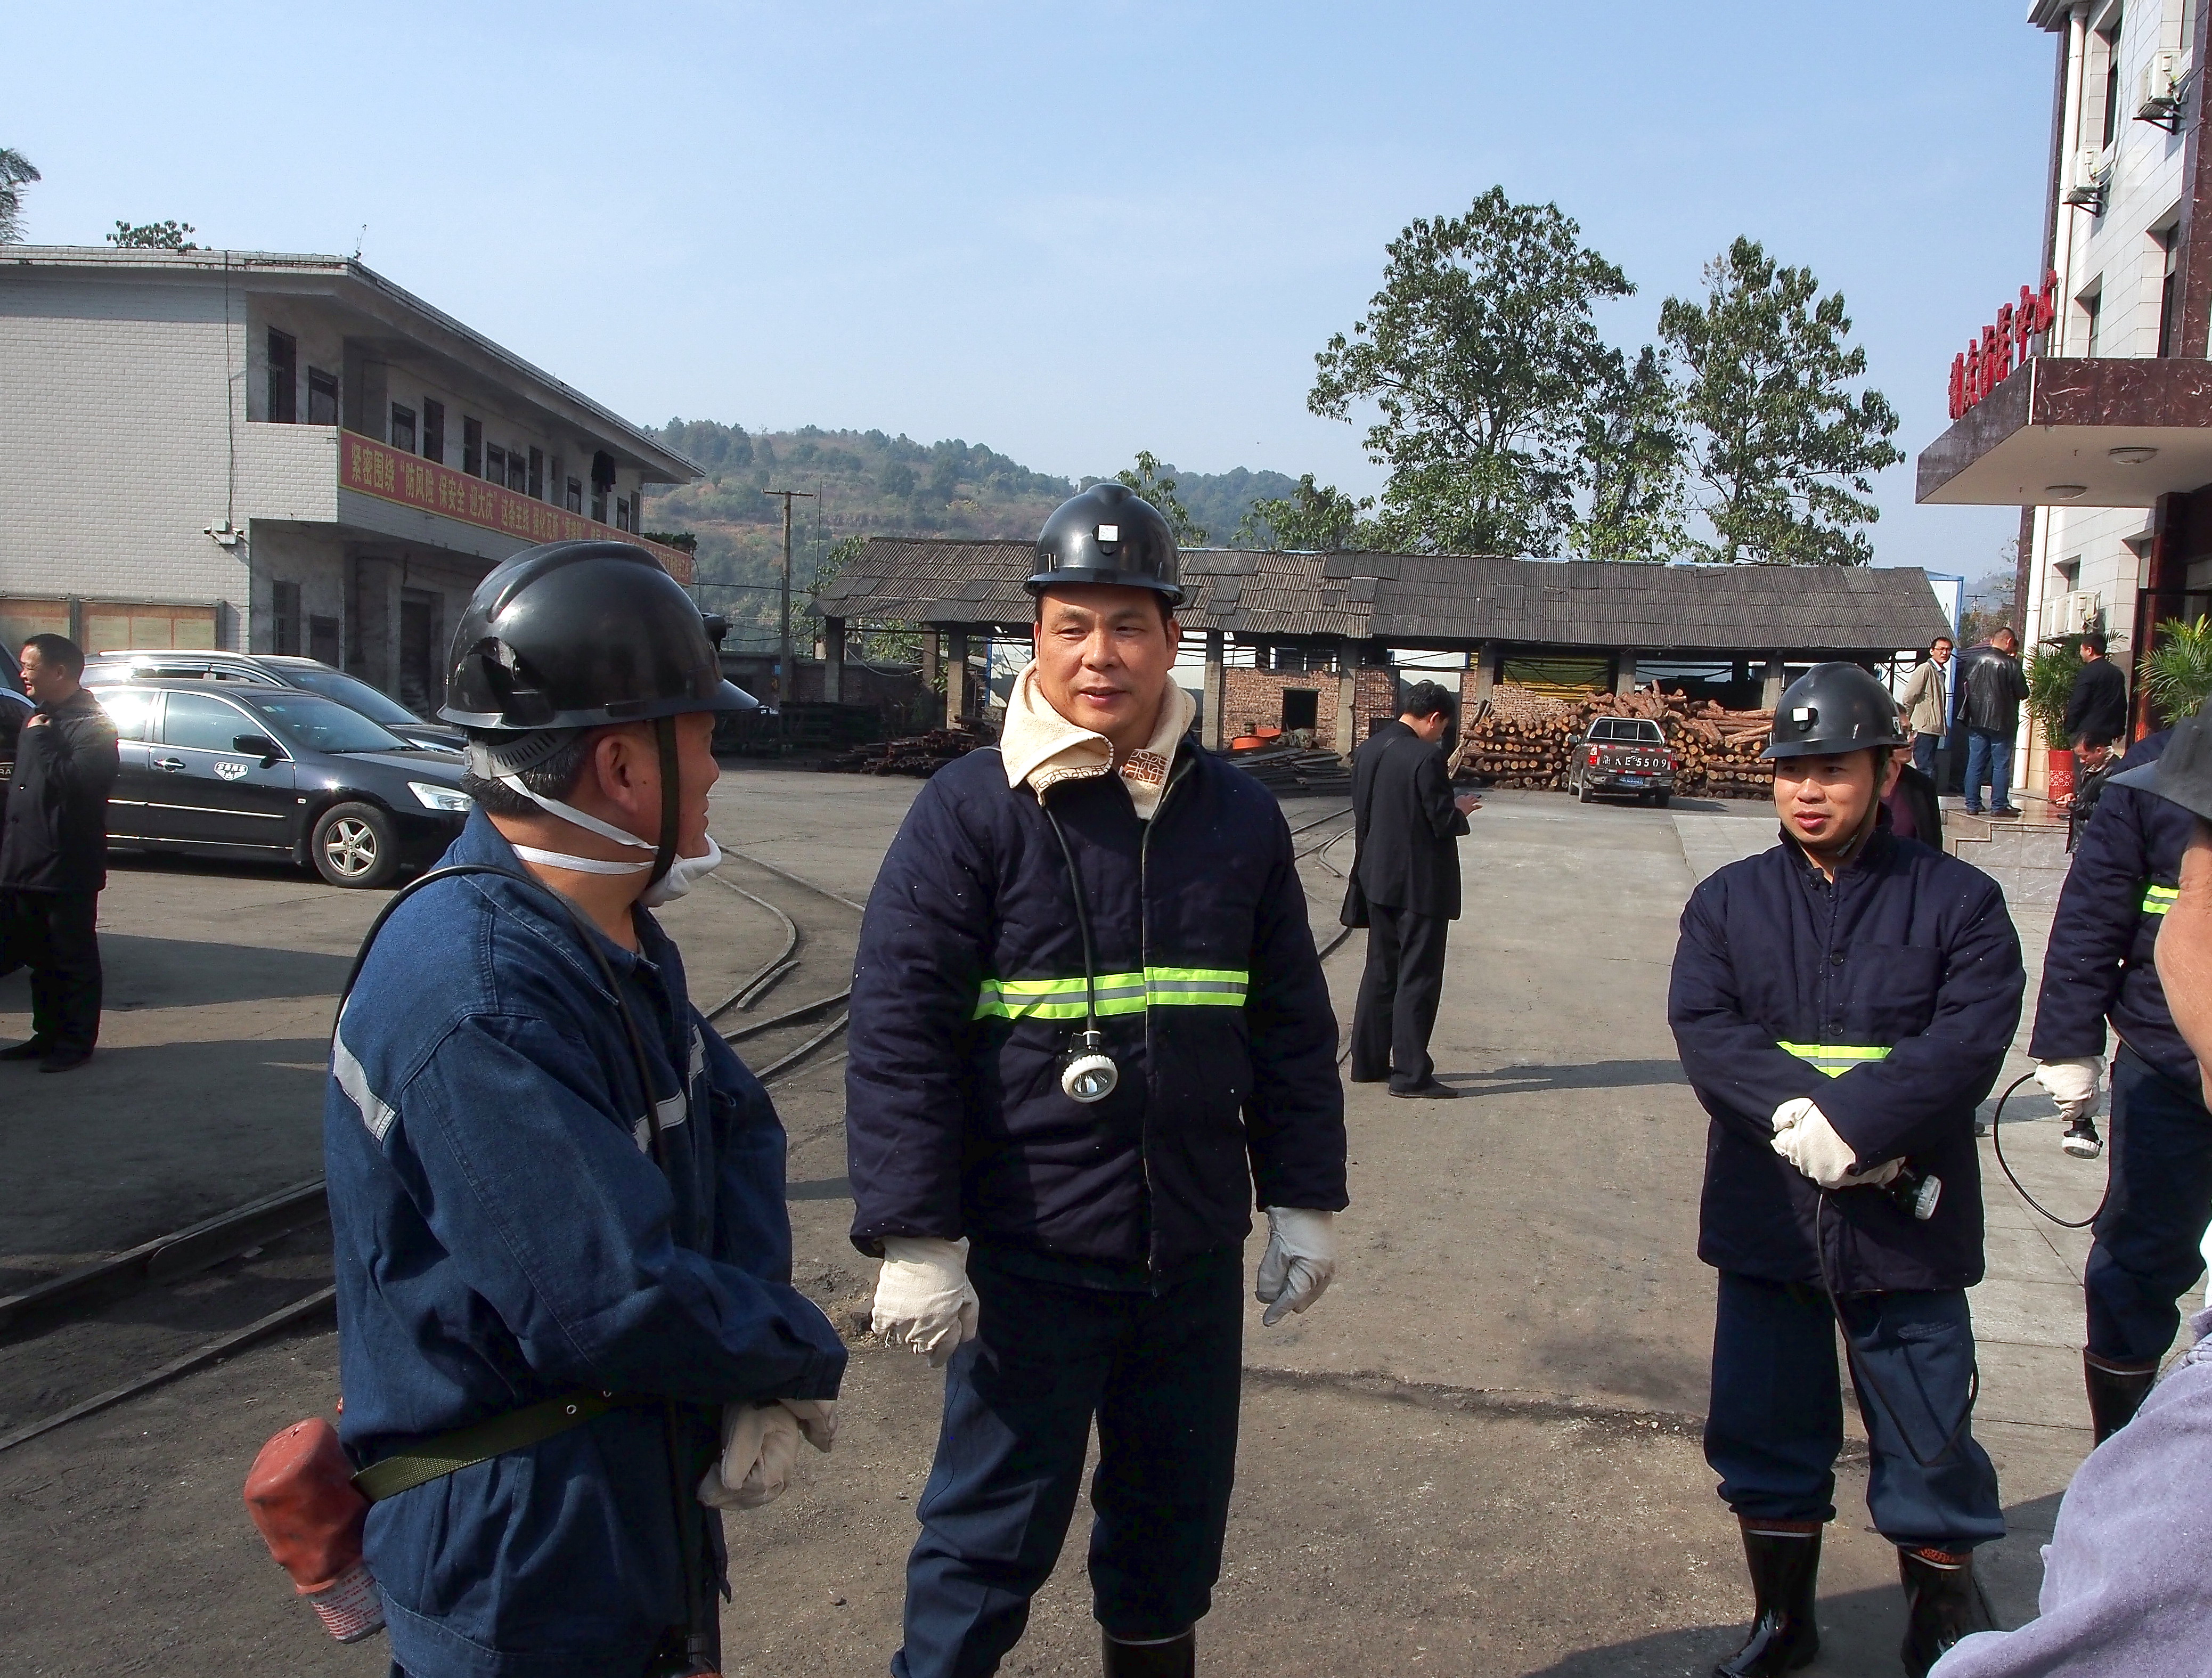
[500,776,719,906]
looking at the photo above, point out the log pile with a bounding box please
[1452,685,1776,798]
[823,724,991,778]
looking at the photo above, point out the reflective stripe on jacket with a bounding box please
[846,739,1347,1277]
[1669,827,2025,1291]
[2031,729,2199,1085]
[324,811,845,1678]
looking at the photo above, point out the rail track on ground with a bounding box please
[0,846,869,1456]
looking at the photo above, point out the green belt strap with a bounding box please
[352,1389,628,1503]
[2145,883,2179,917]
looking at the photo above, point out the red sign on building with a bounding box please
[1949,273,2059,420]
[338,431,695,583]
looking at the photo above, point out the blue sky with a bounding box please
[11,2,2053,576]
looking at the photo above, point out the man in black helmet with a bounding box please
[325,541,847,1678]
[1668,662,2024,1678]
[845,484,1347,1678]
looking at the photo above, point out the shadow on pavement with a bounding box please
[1442,1058,1690,1096]
[93,934,354,1011]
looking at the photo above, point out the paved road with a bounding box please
[0,767,2179,1675]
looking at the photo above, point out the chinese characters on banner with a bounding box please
[337,432,695,583]
[1949,273,2060,421]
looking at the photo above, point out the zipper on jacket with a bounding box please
[1137,755,1195,1286]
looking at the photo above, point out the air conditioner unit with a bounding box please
[2063,145,2110,207]
[2050,590,2102,638]
[2138,50,2184,120]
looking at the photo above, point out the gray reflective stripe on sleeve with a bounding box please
[689,1025,706,1079]
[633,1089,689,1152]
[331,1026,398,1143]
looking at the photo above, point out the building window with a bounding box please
[2100,11,2125,151]
[270,580,302,656]
[616,495,634,532]
[507,450,528,493]
[309,614,340,666]
[463,417,483,476]
[592,487,609,524]
[307,367,339,426]
[2082,286,2104,356]
[390,404,417,454]
[422,399,445,463]
[566,476,583,514]
[528,446,544,500]
[267,329,297,423]
[2158,226,2181,357]
[485,443,505,487]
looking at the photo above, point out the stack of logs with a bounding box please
[823,724,991,778]
[1452,684,1776,797]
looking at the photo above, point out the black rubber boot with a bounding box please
[1897,1547,1992,1677]
[1713,1523,1820,1677]
[2085,1352,2158,1444]
[1103,1628,1195,1677]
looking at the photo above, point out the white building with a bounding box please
[1919,0,2212,778]
[0,247,700,713]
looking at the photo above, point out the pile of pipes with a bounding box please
[1451,685,1776,797]
[822,724,992,778]
[1224,742,1353,797]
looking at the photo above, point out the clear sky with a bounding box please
[10,2,2055,576]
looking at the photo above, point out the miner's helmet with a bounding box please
[439,540,757,731]
[1763,662,1912,760]
[2109,694,2212,822]
[1026,482,1185,605]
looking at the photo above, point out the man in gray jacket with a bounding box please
[1897,635,1953,781]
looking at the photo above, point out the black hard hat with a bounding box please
[2110,696,2212,822]
[440,540,757,730]
[1026,482,1184,605]
[1764,663,1911,760]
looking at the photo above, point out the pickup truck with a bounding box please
[1568,716,1678,807]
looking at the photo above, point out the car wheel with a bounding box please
[312,802,400,889]
[1578,776,1594,804]
[1654,792,1671,808]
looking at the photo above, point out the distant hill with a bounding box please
[638,420,1301,653]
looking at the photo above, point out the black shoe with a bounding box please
[1389,1079,1459,1099]
[0,1038,51,1062]
[2084,1352,2158,1444]
[1103,1627,1194,1678]
[2061,1117,2103,1159]
[37,1046,91,1074]
[1348,1071,1388,1084]
[1988,807,2021,819]
[1713,1523,1820,1677]
[1898,1546,1993,1677]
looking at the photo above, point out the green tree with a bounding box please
[107,219,198,250]
[0,149,40,243]
[1658,238,1902,566]
[1115,450,1207,544]
[1234,474,1373,551]
[1571,345,1686,562]
[1308,188,1631,556]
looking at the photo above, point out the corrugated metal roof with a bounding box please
[815,540,1954,654]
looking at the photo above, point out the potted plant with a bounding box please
[2025,642,2083,803]
[2142,615,2212,728]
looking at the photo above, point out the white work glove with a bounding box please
[1770,1098,1900,1191]
[2035,1057,2103,1125]
[1255,1207,1337,1327]
[870,1236,980,1368]
[697,1398,835,1510]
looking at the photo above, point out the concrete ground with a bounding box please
[0,765,2179,1676]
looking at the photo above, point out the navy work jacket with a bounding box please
[846,739,1346,1282]
[1669,828,2025,1292]
[325,811,845,1678]
[0,688,118,893]
[2032,729,2199,1086]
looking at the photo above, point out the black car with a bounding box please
[87,679,473,889]
[80,650,466,754]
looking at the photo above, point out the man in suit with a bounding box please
[1346,680,1475,1099]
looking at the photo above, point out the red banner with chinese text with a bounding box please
[338,430,695,584]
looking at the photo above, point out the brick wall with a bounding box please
[1222,668,1342,748]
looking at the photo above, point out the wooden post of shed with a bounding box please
[822,616,845,705]
[945,630,969,728]
[1203,630,1226,751]
[1761,657,1786,710]
[1471,641,1498,703]
[1333,639,1358,754]
[1614,650,1639,695]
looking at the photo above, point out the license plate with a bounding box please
[1619,775,1646,787]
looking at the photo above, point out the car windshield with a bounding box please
[277,666,427,729]
[248,693,411,755]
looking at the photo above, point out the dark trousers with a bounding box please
[1350,903,1449,1091]
[0,890,101,1053]
[1705,1272,2003,1551]
[894,1250,1243,1678]
[1962,727,2015,813]
[2086,1044,2212,1365]
[1912,732,1942,779]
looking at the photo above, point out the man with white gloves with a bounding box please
[2029,719,2210,1441]
[844,485,1347,1678]
[1669,665,2023,1678]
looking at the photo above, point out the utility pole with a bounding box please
[766,488,815,722]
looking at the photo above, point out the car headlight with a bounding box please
[409,781,474,813]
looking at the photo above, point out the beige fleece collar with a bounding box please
[999,662,1195,820]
